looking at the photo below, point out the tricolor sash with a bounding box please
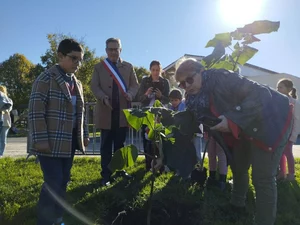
[102,58,128,96]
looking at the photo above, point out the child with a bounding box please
[28,39,89,225]
[168,89,186,111]
[169,89,203,166]
[277,78,300,181]
[206,137,228,190]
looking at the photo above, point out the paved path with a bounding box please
[2,137,300,158]
[2,137,143,157]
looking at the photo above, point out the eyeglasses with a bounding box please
[178,73,198,89]
[66,54,83,65]
[107,48,121,52]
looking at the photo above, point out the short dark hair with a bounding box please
[149,60,161,70]
[169,89,183,100]
[106,38,121,48]
[57,39,83,55]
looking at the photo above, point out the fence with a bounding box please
[82,102,144,155]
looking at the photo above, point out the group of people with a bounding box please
[24,37,299,225]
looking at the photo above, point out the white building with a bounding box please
[163,54,300,91]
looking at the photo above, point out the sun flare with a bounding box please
[218,0,264,26]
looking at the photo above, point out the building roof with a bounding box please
[163,54,278,76]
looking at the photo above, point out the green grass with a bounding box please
[0,157,300,225]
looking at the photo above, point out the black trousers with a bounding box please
[100,127,127,180]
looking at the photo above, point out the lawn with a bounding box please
[0,157,300,225]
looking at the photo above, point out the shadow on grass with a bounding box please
[64,161,153,225]
[276,180,300,225]
[119,175,206,225]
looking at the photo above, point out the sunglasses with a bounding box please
[107,48,121,52]
[178,73,197,89]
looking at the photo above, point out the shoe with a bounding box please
[115,170,133,179]
[52,217,64,225]
[190,167,207,186]
[100,178,111,187]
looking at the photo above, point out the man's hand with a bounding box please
[154,89,162,98]
[124,93,132,101]
[103,96,113,110]
[210,115,231,133]
[84,138,89,147]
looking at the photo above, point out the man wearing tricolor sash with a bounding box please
[91,38,139,186]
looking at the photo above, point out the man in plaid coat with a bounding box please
[28,39,89,225]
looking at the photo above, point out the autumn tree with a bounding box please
[0,54,35,108]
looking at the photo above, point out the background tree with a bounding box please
[0,54,34,109]
[134,66,149,83]
[40,33,102,102]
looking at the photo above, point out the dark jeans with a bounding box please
[37,129,78,225]
[100,127,127,180]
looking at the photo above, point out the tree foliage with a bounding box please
[202,20,280,71]
[0,54,35,108]
[134,66,149,83]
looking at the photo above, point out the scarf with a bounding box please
[185,70,212,122]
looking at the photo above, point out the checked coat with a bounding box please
[27,65,89,158]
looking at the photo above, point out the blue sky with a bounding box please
[1,0,299,76]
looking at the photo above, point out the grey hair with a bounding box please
[106,38,122,48]
[175,57,204,81]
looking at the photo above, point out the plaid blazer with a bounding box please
[27,65,89,157]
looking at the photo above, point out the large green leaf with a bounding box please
[205,33,232,48]
[210,55,236,71]
[143,111,155,129]
[153,100,163,107]
[241,34,261,45]
[232,46,258,65]
[202,41,226,69]
[173,110,200,136]
[108,144,139,173]
[237,20,280,35]
[148,107,173,117]
[230,30,244,40]
[123,109,144,131]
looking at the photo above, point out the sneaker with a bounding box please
[100,178,111,187]
[115,170,133,179]
[52,217,64,225]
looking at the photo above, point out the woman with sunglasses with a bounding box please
[154,58,293,225]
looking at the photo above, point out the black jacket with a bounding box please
[137,76,170,107]
[199,69,292,151]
